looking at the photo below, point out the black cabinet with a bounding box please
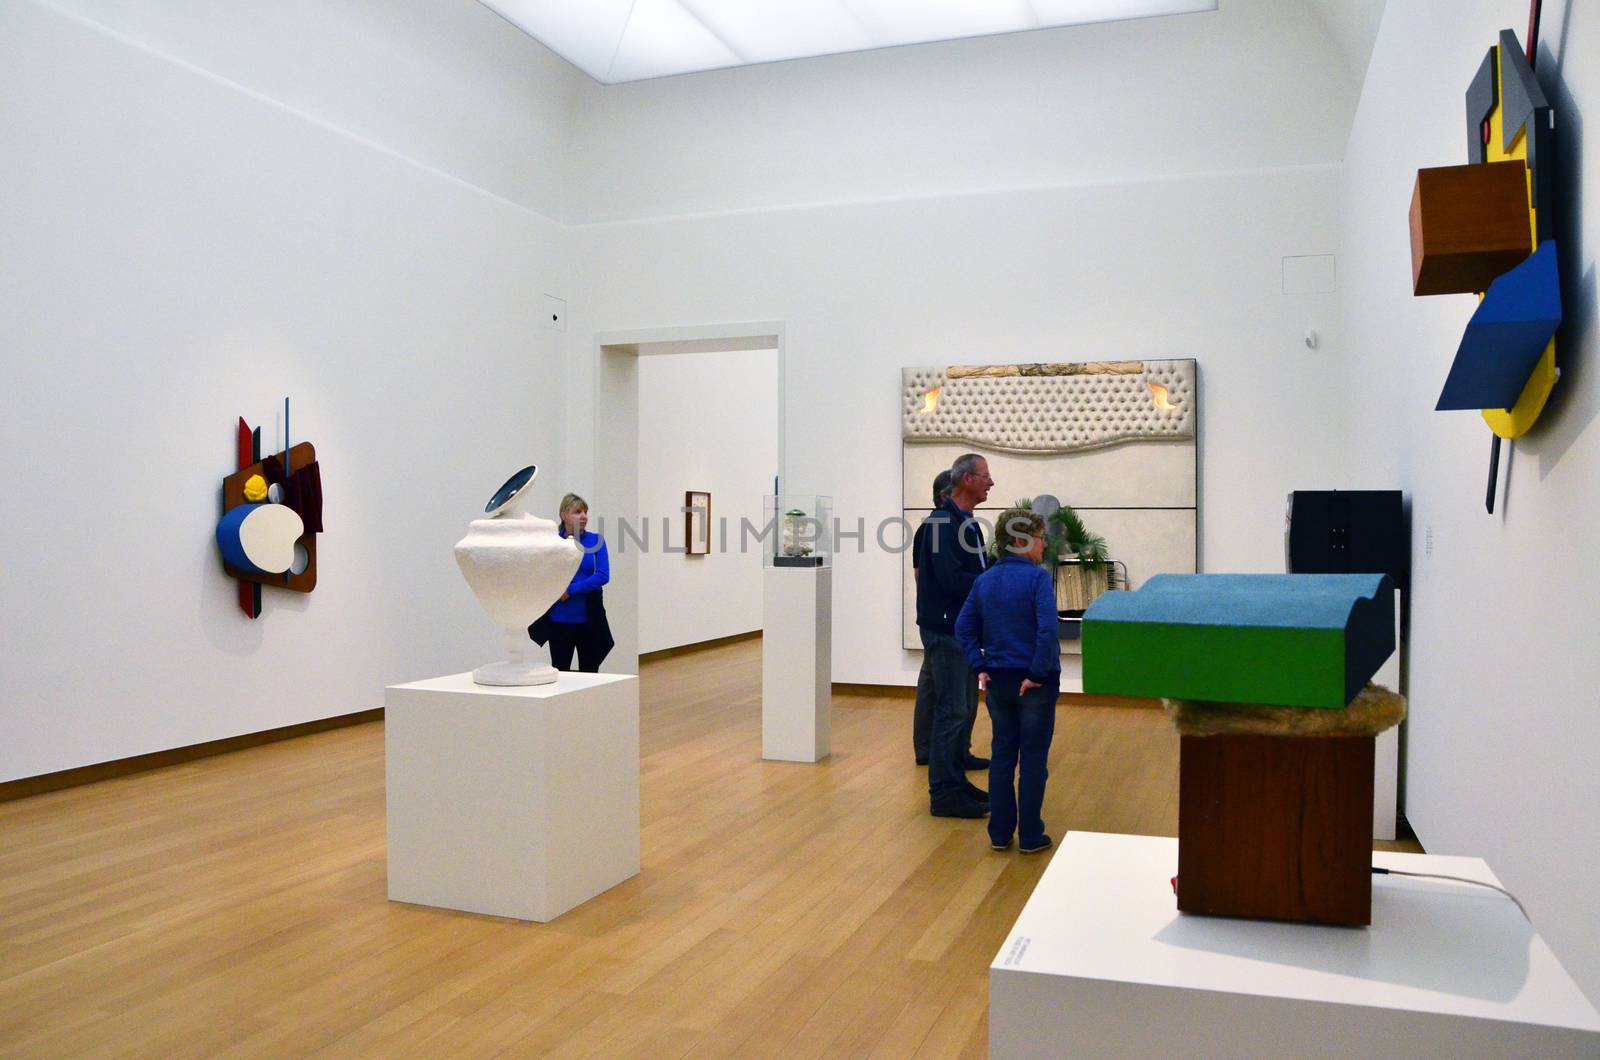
[1286,491,1407,590]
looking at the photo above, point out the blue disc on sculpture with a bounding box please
[485,464,538,516]
[217,503,306,575]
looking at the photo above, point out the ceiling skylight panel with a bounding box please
[675,0,875,64]
[838,0,1037,48]
[480,0,635,82]
[607,0,743,83]
[480,0,1220,83]
[1026,0,1218,26]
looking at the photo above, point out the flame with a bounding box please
[1148,382,1178,411]
[919,387,942,415]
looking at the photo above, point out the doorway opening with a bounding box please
[591,323,785,675]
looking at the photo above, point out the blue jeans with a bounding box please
[915,654,976,762]
[985,675,1058,847]
[921,628,977,804]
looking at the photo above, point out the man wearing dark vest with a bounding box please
[911,469,954,765]
[914,453,993,817]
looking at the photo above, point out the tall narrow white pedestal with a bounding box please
[991,833,1600,1058]
[1373,593,1402,840]
[762,566,831,762]
[385,671,640,922]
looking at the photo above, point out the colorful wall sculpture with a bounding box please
[900,360,1198,650]
[1409,23,1561,512]
[217,400,324,618]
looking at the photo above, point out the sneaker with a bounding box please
[931,797,990,819]
[964,782,988,802]
[1020,835,1053,855]
[990,837,1013,851]
[962,755,990,771]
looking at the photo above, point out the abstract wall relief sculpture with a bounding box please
[1408,10,1562,513]
[900,360,1198,650]
[217,399,324,619]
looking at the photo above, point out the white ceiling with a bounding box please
[480,0,1219,84]
[1303,0,1387,83]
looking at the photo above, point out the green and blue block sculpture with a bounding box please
[1081,574,1395,709]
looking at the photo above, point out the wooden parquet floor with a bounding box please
[0,638,1415,1057]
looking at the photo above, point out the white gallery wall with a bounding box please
[1338,0,1600,1000]
[566,166,1348,690]
[32,0,582,219]
[562,0,1359,690]
[563,0,1360,224]
[0,0,574,782]
[635,349,778,654]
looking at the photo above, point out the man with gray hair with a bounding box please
[913,453,994,818]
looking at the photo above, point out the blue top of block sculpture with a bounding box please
[1085,573,1391,629]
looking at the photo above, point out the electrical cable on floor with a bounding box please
[1372,867,1530,921]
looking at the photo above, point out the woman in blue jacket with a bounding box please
[955,507,1061,854]
[533,492,614,672]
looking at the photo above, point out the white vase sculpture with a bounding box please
[454,465,581,686]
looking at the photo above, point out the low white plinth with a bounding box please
[761,566,831,762]
[385,671,640,922]
[990,832,1600,1058]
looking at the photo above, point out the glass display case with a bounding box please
[763,494,832,569]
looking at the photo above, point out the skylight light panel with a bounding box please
[676,0,875,64]
[1027,0,1218,26]
[484,0,635,82]
[607,0,742,83]
[839,0,1037,49]
[480,0,1219,84]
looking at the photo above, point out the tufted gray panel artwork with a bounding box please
[902,360,1195,453]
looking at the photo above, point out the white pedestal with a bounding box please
[761,566,831,762]
[991,832,1600,1058]
[385,671,640,922]
[1373,593,1402,840]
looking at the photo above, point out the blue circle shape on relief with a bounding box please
[218,504,268,574]
[217,503,304,575]
[485,464,538,515]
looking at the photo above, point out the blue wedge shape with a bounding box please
[1436,240,1562,411]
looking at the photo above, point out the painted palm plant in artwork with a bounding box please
[1047,503,1109,614]
[989,496,1111,614]
[1049,504,1107,567]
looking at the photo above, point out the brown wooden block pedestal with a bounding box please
[1177,733,1375,926]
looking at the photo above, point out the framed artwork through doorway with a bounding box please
[685,491,711,555]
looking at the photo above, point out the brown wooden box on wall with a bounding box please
[1177,733,1375,927]
[1409,161,1532,296]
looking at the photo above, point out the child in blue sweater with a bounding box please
[954,508,1061,854]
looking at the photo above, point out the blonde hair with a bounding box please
[996,507,1045,555]
[558,493,589,522]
